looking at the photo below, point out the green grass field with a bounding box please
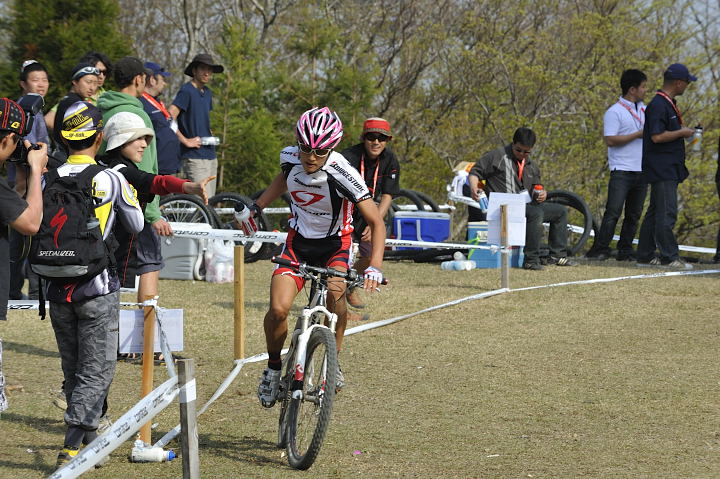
[1,260,719,478]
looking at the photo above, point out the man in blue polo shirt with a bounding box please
[141,62,181,175]
[169,53,223,197]
[636,63,696,269]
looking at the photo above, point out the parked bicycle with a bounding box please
[271,256,377,470]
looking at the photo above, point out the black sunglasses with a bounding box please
[365,133,389,142]
[298,143,331,157]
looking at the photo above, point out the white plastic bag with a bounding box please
[204,240,235,283]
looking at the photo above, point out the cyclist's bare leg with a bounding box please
[326,273,348,350]
[264,274,300,355]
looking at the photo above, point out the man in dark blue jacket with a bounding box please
[141,62,181,175]
[636,64,696,269]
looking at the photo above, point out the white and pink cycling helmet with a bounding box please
[295,107,343,150]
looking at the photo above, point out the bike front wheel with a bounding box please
[286,327,337,470]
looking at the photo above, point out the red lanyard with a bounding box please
[360,154,380,196]
[517,158,526,182]
[655,91,683,126]
[616,100,644,127]
[142,93,171,120]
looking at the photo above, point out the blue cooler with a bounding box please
[392,211,451,250]
[467,221,524,268]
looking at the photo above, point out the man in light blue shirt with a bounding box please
[586,69,648,261]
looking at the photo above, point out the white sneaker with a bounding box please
[257,368,281,408]
[98,415,112,435]
[666,259,693,270]
[335,365,345,392]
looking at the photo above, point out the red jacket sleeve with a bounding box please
[151,175,189,196]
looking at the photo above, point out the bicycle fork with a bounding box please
[290,307,338,399]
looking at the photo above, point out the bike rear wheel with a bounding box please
[286,327,337,470]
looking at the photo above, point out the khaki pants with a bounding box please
[182,158,218,198]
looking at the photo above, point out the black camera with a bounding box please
[8,93,44,164]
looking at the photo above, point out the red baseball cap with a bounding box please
[362,117,392,139]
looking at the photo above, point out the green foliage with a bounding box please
[0,0,131,105]
[212,22,284,193]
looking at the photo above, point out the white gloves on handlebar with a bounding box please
[363,266,383,284]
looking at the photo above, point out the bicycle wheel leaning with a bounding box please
[285,327,337,470]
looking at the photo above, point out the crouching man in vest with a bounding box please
[32,101,144,468]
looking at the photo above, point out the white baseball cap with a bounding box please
[105,111,154,151]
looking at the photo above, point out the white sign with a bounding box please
[118,309,184,353]
[487,192,529,246]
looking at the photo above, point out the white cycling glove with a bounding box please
[363,266,383,284]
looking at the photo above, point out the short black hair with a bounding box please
[20,61,48,82]
[512,127,536,147]
[80,51,113,75]
[113,57,145,88]
[64,133,100,152]
[620,69,647,95]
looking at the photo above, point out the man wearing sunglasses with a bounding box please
[468,127,576,270]
[341,117,399,310]
[252,107,386,407]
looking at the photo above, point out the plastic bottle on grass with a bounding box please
[441,260,476,271]
[130,445,176,463]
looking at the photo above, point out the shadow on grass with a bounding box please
[1,412,65,434]
[0,444,57,476]
[199,432,289,469]
[2,340,59,358]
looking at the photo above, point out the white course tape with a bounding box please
[179,378,197,403]
[169,223,496,251]
[48,376,179,479]
[511,268,720,293]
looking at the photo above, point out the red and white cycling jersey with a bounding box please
[281,146,371,239]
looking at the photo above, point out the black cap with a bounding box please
[184,53,224,76]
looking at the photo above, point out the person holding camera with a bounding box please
[0,98,48,318]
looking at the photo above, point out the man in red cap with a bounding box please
[341,117,399,311]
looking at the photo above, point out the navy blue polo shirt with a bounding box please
[172,82,215,160]
[141,95,182,174]
[642,91,688,183]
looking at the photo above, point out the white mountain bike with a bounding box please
[271,256,366,470]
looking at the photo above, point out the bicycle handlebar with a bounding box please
[272,256,388,285]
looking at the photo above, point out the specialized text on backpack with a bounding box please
[30,165,116,283]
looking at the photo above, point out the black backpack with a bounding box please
[30,165,116,284]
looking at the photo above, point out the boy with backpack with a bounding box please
[30,101,144,468]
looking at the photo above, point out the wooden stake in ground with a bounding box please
[500,204,509,289]
[234,245,245,360]
[139,295,156,444]
[178,359,200,478]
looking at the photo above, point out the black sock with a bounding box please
[268,351,282,371]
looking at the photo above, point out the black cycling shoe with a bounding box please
[523,262,544,271]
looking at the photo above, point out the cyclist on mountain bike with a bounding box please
[252,107,386,407]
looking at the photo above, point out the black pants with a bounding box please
[715,181,720,262]
[591,170,647,257]
[637,180,679,263]
[524,202,569,264]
